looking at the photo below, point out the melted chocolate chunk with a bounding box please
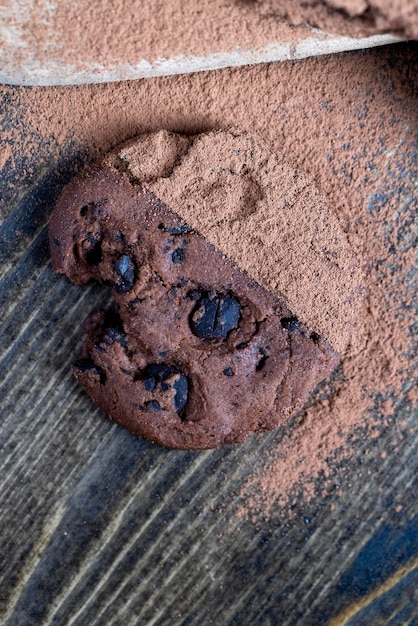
[103,327,128,348]
[73,358,106,384]
[310,332,320,344]
[281,317,301,332]
[172,374,188,413]
[114,255,136,293]
[190,292,240,340]
[172,248,184,264]
[144,378,156,392]
[142,363,188,413]
[158,222,193,235]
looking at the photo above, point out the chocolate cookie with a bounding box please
[49,132,342,449]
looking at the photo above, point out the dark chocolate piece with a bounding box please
[281,317,301,332]
[141,363,188,414]
[113,255,136,293]
[171,248,184,264]
[190,292,240,340]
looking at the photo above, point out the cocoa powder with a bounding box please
[0,0,317,82]
[256,0,418,39]
[2,0,415,81]
[116,129,363,353]
[2,44,416,514]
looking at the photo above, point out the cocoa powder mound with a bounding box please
[113,129,363,353]
[2,44,417,514]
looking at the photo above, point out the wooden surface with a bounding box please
[1,44,417,625]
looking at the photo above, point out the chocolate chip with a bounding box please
[281,317,301,332]
[158,222,193,235]
[187,289,201,301]
[172,248,184,264]
[223,368,234,377]
[103,327,128,348]
[144,378,156,392]
[73,358,106,384]
[147,363,174,380]
[190,292,240,340]
[172,374,188,413]
[114,255,136,293]
[141,363,189,413]
[310,332,320,344]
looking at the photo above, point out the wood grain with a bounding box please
[1,43,417,626]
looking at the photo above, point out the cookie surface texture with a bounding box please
[49,129,353,450]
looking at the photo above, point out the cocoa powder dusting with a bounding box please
[256,0,418,39]
[2,44,416,516]
[116,128,363,353]
[2,0,416,85]
[0,0,319,83]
